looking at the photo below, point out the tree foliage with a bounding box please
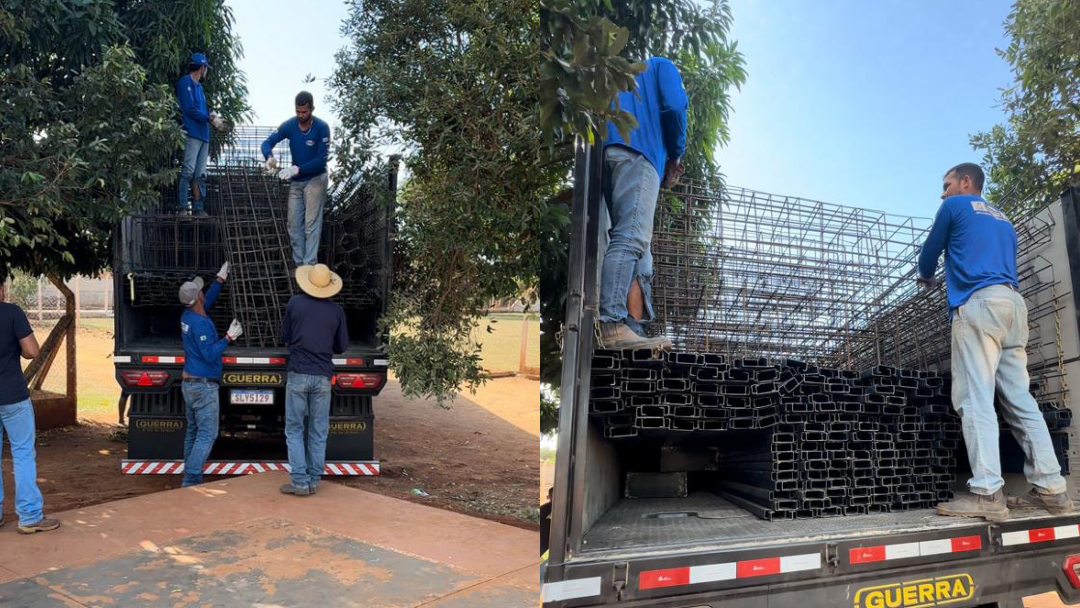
[971,0,1080,210]
[331,0,569,405]
[0,0,249,280]
[537,0,746,434]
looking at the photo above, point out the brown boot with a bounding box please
[598,322,671,350]
[1007,488,1074,515]
[936,490,1009,522]
[18,517,60,534]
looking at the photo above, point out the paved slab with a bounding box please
[0,473,540,607]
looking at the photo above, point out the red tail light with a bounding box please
[1065,555,1080,588]
[335,373,384,389]
[120,370,170,387]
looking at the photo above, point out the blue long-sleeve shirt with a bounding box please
[917,194,1019,310]
[603,57,688,177]
[176,74,210,143]
[281,294,348,379]
[260,117,331,181]
[181,281,230,379]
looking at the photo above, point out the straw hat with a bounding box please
[295,264,342,299]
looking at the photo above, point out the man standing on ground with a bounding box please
[0,280,60,533]
[261,91,331,266]
[599,57,687,350]
[280,264,348,496]
[176,52,226,216]
[178,262,241,487]
[919,162,1072,521]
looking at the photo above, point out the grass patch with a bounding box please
[541,447,556,463]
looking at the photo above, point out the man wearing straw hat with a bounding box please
[280,264,349,496]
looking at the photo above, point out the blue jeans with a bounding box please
[285,372,332,488]
[0,399,45,526]
[951,284,1066,495]
[178,135,210,212]
[182,381,220,486]
[599,145,660,325]
[288,173,328,266]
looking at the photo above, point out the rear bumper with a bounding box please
[546,545,1080,607]
[121,460,380,476]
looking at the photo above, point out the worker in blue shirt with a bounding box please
[261,91,332,266]
[279,264,349,496]
[599,57,687,350]
[918,162,1071,521]
[178,262,242,487]
[175,52,226,216]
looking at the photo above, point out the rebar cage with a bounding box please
[649,179,1068,407]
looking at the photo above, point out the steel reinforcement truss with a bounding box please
[650,179,1068,409]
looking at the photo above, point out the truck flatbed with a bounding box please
[580,493,1062,559]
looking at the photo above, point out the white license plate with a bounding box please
[230,390,274,405]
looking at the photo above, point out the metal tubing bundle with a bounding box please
[589,349,962,520]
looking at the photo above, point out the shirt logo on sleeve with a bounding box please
[181,322,189,334]
[200,335,207,342]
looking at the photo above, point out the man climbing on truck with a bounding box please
[176,52,226,216]
[598,57,687,350]
[261,91,331,266]
[917,161,1073,521]
[178,262,242,487]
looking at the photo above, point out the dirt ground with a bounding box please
[9,321,541,531]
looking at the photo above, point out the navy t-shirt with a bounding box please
[281,294,349,378]
[0,303,33,406]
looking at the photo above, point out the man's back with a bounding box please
[603,57,688,176]
[282,294,348,378]
[0,302,33,406]
[918,194,1019,309]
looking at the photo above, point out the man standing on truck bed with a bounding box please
[178,262,242,487]
[261,91,331,266]
[598,57,687,350]
[918,162,1072,521]
[280,264,348,496]
[0,280,60,534]
[176,52,226,216]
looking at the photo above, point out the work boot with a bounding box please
[280,483,312,496]
[18,517,60,534]
[935,490,1009,522]
[598,322,671,351]
[1008,488,1074,514]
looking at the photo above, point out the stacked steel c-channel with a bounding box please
[631,180,1072,514]
[590,350,962,520]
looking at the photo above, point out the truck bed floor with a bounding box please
[580,492,1060,558]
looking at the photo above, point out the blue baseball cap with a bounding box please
[189,52,209,68]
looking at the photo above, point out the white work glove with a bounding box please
[265,155,278,173]
[226,319,243,341]
[209,112,226,131]
[277,165,300,181]
[216,261,230,282]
